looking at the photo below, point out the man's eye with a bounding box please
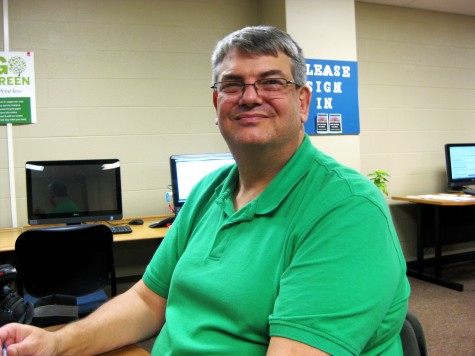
[261,79,282,85]
[259,78,286,91]
[221,83,242,91]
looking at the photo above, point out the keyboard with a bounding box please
[462,189,475,196]
[109,225,133,234]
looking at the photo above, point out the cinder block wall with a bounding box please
[1,1,474,261]
[356,3,475,259]
[0,0,260,226]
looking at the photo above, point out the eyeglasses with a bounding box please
[211,78,298,96]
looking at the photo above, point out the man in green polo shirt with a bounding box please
[0,26,409,356]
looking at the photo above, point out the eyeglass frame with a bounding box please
[210,78,300,96]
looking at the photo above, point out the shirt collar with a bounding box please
[254,134,315,215]
[216,134,316,218]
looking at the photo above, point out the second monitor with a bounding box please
[169,153,235,214]
[445,143,475,191]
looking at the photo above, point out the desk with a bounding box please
[102,345,150,355]
[0,215,170,253]
[393,194,475,291]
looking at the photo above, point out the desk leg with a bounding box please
[407,204,464,292]
[416,204,424,273]
[433,206,441,279]
[406,269,463,291]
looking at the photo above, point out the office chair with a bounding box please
[400,311,427,356]
[15,224,117,317]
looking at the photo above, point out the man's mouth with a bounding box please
[235,113,268,121]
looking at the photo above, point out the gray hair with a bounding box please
[211,26,307,87]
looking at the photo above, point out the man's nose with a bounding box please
[239,83,261,103]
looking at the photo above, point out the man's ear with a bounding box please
[298,86,311,124]
[213,90,218,109]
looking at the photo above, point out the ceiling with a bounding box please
[356,0,475,16]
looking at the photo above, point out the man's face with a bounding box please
[213,49,310,153]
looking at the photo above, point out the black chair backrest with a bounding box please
[400,311,427,356]
[15,224,116,298]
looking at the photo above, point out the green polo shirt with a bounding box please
[143,135,410,355]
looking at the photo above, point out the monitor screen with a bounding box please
[26,159,123,225]
[169,153,235,213]
[445,143,475,190]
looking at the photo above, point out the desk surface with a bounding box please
[0,215,171,253]
[392,193,475,206]
[393,193,475,291]
[101,344,150,355]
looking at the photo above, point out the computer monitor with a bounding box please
[445,143,475,191]
[169,153,235,213]
[25,159,123,225]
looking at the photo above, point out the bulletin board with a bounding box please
[305,58,359,135]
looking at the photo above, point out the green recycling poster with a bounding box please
[0,52,36,124]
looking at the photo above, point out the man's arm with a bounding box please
[267,337,329,356]
[0,280,166,356]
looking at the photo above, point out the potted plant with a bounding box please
[367,169,390,197]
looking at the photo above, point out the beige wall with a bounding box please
[0,0,261,227]
[356,3,475,258]
[1,1,474,261]
[286,0,362,171]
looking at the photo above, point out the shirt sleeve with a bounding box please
[142,222,179,299]
[269,195,409,355]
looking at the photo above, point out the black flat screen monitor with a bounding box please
[445,143,475,191]
[26,159,123,225]
[169,153,235,213]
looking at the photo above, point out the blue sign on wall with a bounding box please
[305,58,360,135]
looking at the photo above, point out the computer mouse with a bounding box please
[149,216,175,228]
[128,219,144,225]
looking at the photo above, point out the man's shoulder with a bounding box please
[302,150,385,209]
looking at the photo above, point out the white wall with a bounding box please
[286,0,362,171]
[356,3,475,258]
[1,1,474,262]
[0,0,260,227]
